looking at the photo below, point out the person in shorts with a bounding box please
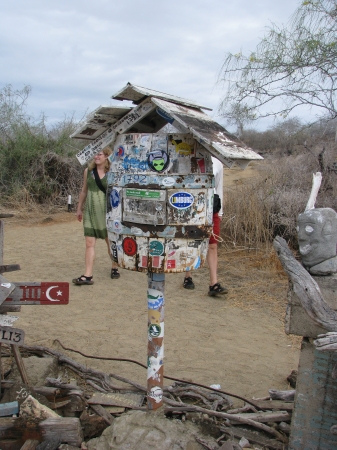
[183,156,228,296]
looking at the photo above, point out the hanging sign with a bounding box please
[5,282,69,305]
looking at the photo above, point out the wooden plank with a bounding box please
[12,345,29,385]
[89,404,114,425]
[220,426,286,450]
[20,440,39,450]
[0,401,19,417]
[0,315,19,327]
[39,418,83,447]
[250,400,294,412]
[88,392,144,407]
[0,264,21,274]
[289,338,337,449]
[0,220,3,265]
[0,326,24,345]
[229,410,290,424]
[0,306,21,313]
[76,97,156,165]
[5,282,69,305]
[0,275,15,305]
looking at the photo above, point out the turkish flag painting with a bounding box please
[5,282,69,305]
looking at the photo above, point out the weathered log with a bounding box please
[250,399,294,411]
[273,236,337,331]
[20,440,40,450]
[269,389,295,402]
[314,331,337,351]
[219,425,285,450]
[0,417,83,445]
[39,418,83,446]
[12,345,29,385]
[0,264,21,274]
[164,400,288,443]
[88,404,114,425]
[33,387,60,398]
[229,410,290,425]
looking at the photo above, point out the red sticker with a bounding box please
[141,256,148,267]
[152,256,160,268]
[167,260,176,269]
[122,237,137,256]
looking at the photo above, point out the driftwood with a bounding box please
[219,425,286,450]
[314,331,337,351]
[164,401,288,443]
[269,389,295,402]
[273,236,337,331]
[19,344,292,445]
[20,440,40,450]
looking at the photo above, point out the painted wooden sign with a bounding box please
[0,326,24,345]
[0,314,19,326]
[76,98,155,165]
[5,282,69,305]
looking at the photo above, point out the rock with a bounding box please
[287,369,298,388]
[10,356,58,387]
[20,395,60,420]
[86,409,217,450]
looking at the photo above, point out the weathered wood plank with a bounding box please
[19,440,39,450]
[229,410,290,424]
[0,326,24,345]
[39,418,83,446]
[89,404,114,425]
[0,264,21,274]
[12,345,29,385]
[88,392,144,407]
[220,425,286,450]
[0,275,15,305]
[0,220,3,265]
[0,306,21,313]
[0,401,19,417]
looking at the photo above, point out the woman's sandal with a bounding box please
[208,282,228,297]
[72,275,94,285]
[111,268,120,279]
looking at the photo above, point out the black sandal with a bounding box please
[72,275,94,285]
[111,268,120,279]
[208,283,228,296]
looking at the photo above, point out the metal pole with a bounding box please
[147,272,165,410]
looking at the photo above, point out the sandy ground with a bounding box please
[2,162,300,404]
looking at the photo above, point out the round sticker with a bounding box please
[122,237,137,256]
[148,150,169,173]
[110,189,120,209]
[148,324,161,337]
[149,241,164,256]
[149,386,163,403]
[169,192,194,209]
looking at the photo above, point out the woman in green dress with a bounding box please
[72,147,120,285]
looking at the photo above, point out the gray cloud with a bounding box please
[0,0,298,127]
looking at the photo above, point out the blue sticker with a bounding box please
[110,189,120,209]
[156,107,174,124]
[147,288,164,310]
[169,192,194,209]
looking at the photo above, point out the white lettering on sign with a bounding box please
[0,315,19,327]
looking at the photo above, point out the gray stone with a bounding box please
[86,409,216,450]
[308,256,337,275]
[298,208,337,270]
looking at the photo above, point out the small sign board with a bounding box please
[5,282,69,305]
[0,326,24,345]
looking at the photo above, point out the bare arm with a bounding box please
[76,168,88,222]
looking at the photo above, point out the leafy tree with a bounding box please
[218,0,337,133]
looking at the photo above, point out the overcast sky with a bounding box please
[1,0,300,130]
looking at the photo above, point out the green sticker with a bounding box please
[148,324,161,337]
[126,189,160,199]
[149,241,164,256]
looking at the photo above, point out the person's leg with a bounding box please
[84,236,96,277]
[207,243,218,286]
[105,237,120,278]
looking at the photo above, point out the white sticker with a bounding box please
[148,386,163,403]
[1,283,12,289]
[162,177,175,187]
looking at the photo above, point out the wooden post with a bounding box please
[147,272,164,410]
[12,345,29,386]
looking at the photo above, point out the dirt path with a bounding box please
[2,209,300,403]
